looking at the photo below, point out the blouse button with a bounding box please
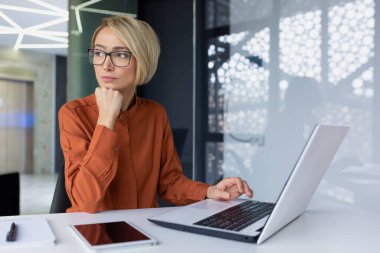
[119,114,126,120]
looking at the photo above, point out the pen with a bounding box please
[6,222,17,242]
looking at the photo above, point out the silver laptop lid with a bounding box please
[257,124,349,244]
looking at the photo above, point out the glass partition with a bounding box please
[197,0,380,208]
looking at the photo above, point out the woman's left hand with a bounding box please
[206,177,253,200]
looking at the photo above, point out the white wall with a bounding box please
[0,47,55,174]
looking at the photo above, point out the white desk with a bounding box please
[0,195,379,253]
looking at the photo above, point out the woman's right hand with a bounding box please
[95,87,123,130]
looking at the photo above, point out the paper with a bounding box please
[0,217,56,248]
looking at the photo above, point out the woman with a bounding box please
[59,15,253,213]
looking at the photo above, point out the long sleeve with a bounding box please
[59,104,120,213]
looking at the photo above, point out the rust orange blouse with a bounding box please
[59,93,209,213]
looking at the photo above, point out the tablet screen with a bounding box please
[73,221,151,246]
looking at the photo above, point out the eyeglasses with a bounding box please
[88,49,133,67]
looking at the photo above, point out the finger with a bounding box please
[214,188,231,200]
[220,177,243,193]
[242,180,253,198]
[233,177,244,194]
[228,186,243,200]
[217,178,233,191]
[98,86,106,92]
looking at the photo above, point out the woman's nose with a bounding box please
[102,55,114,70]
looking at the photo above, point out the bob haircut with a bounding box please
[91,15,160,85]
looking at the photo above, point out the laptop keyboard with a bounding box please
[193,201,275,232]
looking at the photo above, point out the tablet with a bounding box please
[70,221,158,251]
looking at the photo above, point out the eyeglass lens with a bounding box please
[89,49,131,67]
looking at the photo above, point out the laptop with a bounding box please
[148,124,349,244]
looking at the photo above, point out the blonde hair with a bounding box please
[92,15,160,85]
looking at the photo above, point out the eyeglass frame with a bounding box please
[87,48,133,67]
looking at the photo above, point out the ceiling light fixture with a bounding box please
[17,44,68,49]
[0,0,68,50]
[70,0,136,35]
[73,0,102,34]
[28,0,68,14]
[0,4,65,16]
[0,11,21,29]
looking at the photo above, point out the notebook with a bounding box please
[148,124,349,244]
[0,217,56,248]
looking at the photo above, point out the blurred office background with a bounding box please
[0,0,379,215]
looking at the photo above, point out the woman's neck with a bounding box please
[121,89,136,112]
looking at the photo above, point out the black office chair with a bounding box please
[171,128,188,160]
[50,164,71,213]
[158,128,189,207]
[0,172,20,216]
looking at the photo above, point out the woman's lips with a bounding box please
[101,76,117,82]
